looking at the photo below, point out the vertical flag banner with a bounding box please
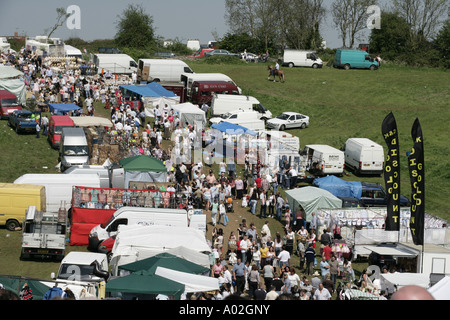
[381,112,400,231]
[408,118,425,245]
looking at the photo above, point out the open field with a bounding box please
[0,60,448,284]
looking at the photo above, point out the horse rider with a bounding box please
[272,61,280,76]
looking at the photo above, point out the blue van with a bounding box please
[334,49,379,70]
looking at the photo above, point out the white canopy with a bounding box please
[70,116,113,128]
[381,273,430,289]
[0,65,26,105]
[171,102,206,127]
[428,276,450,300]
[144,97,178,117]
[155,266,219,293]
[364,245,418,257]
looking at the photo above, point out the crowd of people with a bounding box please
[1,47,411,302]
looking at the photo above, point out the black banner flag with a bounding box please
[381,112,400,231]
[408,118,425,245]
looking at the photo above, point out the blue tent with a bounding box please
[314,175,362,199]
[119,82,177,99]
[211,121,257,136]
[48,103,81,114]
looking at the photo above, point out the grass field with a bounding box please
[0,59,448,288]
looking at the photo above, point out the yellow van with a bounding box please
[0,183,46,231]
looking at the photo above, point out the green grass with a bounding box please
[0,61,448,289]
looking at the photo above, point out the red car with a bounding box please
[98,235,115,259]
[0,90,22,119]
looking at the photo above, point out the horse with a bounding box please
[268,65,285,83]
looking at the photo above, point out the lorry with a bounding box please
[0,90,22,119]
[282,49,323,68]
[88,207,193,252]
[344,138,384,175]
[302,144,345,176]
[190,81,240,105]
[210,94,273,120]
[333,49,379,70]
[14,173,101,213]
[209,109,266,132]
[47,115,75,149]
[8,109,38,133]
[180,73,242,98]
[59,127,89,172]
[20,206,66,261]
[0,183,46,231]
[93,53,138,75]
[137,59,193,83]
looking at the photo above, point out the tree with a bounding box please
[331,0,375,48]
[391,0,447,47]
[433,19,450,68]
[370,11,411,60]
[115,4,155,49]
[46,7,70,38]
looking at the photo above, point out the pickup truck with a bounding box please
[8,109,38,133]
[360,182,410,207]
[21,206,66,261]
[0,89,22,119]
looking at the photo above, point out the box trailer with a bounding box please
[303,144,345,176]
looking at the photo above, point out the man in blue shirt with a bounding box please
[232,258,247,296]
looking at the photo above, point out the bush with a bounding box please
[201,55,246,65]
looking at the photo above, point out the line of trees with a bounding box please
[222,0,449,68]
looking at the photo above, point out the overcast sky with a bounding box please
[0,0,393,49]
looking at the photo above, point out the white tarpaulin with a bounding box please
[144,97,178,117]
[171,102,206,127]
[155,266,219,293]
[0,65,26,105]
[381,273,430,289]
[428,276,450,300]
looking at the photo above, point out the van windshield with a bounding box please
[57,263,96,282]
[1,98,18,106]
[64,146,88,156]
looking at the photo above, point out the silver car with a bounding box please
[266,112,310,130]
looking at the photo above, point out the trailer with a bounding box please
[21,206,67,261]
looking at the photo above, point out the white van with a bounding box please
[51,251,109,283]
[210,110,266,131]
[282,49,323,68]
[13,173,101,212]
[93,53,138,75]
[344,138,384,175]
[88,207,190,251]
[302,144,345,176]
[211,94,272,120]
[59,127,89,172]
[137,59,194,82]
[181,73,242,96]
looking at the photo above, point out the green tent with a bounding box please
[118,253,210,275]
[285,186,342,221]
[119,155,166,172]
[119,155,168,187]
[105,270,185,299]
[0,275,51,300]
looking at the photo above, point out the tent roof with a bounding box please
[381,273,430,289]
[118,252,210,274]
[364,245,417,257]
[0,65,23,79]
[48,103,81,113]
[154,266,220,293]
[70,116,113,128]
[211,121,257,136]
[285,186,342,221]
[428,276,450,300]
[120,82,177,98]
[105,270,185,298]
[119,155,167,172]
[314,175,362,199]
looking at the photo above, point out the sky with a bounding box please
[0,0,393,49]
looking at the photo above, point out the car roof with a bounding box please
[281,112,300,115]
